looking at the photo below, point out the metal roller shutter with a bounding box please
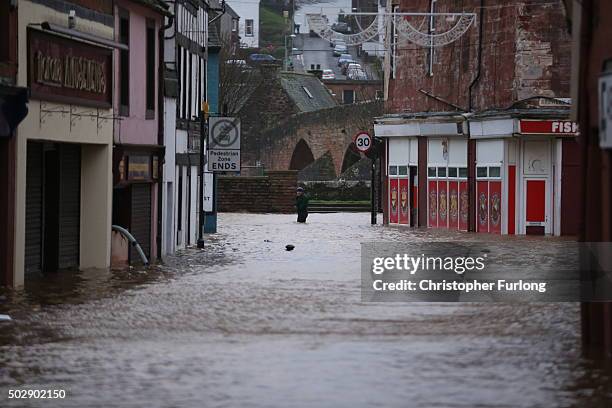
[130,184,151,261]
[25,142,43,274]
[58,144,81,269]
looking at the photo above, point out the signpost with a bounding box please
[354,131,372,153]
[208,117,241,172]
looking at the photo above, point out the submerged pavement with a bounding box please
[1,213,611,407]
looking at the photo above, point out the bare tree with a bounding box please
[218,35,264,115]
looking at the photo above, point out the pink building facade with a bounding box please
[111,0,169,265]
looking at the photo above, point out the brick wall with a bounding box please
[387,0,571,113]
[217,170,298,213]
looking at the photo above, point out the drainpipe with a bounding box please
[465,0,485,232]
[157,14,174,260]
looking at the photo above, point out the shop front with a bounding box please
[469,110,579,236]
[13,1,115,286]
[112,147,162,264]
[375,113,466,230]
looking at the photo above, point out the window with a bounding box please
[437,167,447,178]
[118,9,130,116]
[245,19,254,37]
[476,166,488,178]
[145,19,155,119]
[389,166,398,176]
[448,167,458,178]
[232,19,238,32]
[343,89,354,104]
[428,167,436,178]
[488,166,501,178]
[303,86,313,99]
[458,167,468,178]
[398,166,408,176]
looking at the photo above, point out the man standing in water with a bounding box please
[296,187,309,223]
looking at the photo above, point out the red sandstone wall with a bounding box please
[217,171,298,213]
[387,0,571,113]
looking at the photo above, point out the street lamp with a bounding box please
[284,34,296,70]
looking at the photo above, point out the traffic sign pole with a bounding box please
[198,101,209,249]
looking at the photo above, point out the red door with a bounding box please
[389,179,399,224]
[477,181,489,233]
[399,178,409,224]
[459,181,468,231]
[489,181,502,234]
[526,179,546,235]
[428,180,437,228]
[448,181,459,230]
[437,181,448,228]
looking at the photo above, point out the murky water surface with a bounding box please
[1,213,612,407]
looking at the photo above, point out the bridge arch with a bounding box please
[289,139,315,171]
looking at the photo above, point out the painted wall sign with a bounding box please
[203,171,214,212]
[128,155,151,180]
[519,120,578,135]
[28,29,113,108]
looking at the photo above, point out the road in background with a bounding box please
[293,34,355,79]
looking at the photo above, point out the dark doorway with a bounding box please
[289,139,315,171]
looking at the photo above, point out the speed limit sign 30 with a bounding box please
[353,131,372,153]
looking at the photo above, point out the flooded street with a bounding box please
[1,213,612,407]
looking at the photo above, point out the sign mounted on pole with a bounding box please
[354,131,372,153]
[207,117,241,172]
[599,71,612,149]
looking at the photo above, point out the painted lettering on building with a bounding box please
[28,29,112,107]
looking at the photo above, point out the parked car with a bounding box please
[322,69,335,80]
[332,22,350,33]
[337,54,353,67]
[333,43,348,56]
[347,67,367,80]
[248,53,276,63]
[341,62,360,75]
[330,35,345,47]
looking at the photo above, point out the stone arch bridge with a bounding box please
[246,102,383,180]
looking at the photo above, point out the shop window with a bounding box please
[428,167,436,177]
[477,166,488,178]
[145,19,156,119]
[437,167,447,178]
[459,167,468,178]
[488,166,501,178]
[398,166,408,176]
[389,166,398,176]
[448,167,458,178]
[118,9,130,116]
[245,19,254,37]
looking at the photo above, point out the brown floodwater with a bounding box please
[1,213,611,407]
